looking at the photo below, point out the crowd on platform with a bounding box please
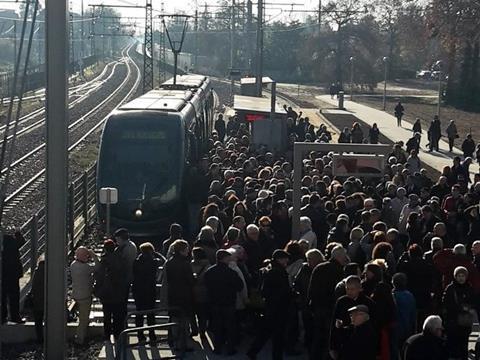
[2,104,480,360]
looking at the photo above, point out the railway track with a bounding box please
[0,58,121,136]
[2,43,142,226]
[0,58,125,162]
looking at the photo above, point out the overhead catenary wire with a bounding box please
[0,0,31,191]
[0,0,39,224]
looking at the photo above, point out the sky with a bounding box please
[1,0,321,23]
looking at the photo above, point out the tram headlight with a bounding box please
[134,209,143,218]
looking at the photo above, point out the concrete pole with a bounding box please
[45,0,68,356]
[318,0,321,32]
[246,0,253,74]
[81,0,84,60]
[255,0,263,97]
[383,56,388,111]
[437,70,442,118]
[350,56,354,101]
[292,143,302,240]
[230,0,235,101]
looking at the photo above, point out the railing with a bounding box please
[117,322,180,360]
[18,162,97,277]
[117,307,185,360]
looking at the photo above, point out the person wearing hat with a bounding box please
[331,304,377,360]
[404,315,447,360]
[329,275,376,359]
[70,246,99,344]
[247,249,293,360]
[442,266,475,359]
[204,249,244,355]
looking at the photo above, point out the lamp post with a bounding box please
[382,56,388,111]
[434,60,442,118]
[349,56,354,100]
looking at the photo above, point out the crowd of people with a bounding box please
[3,103,480,360]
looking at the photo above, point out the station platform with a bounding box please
[316,95,478,179]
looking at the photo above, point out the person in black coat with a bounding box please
[428,116,441,152]
[214,114,226,142]
[132,242,164,343]
[461,134,475,158]
[1,232,24,323]
[293,249,325,351]
[165,239,195,351]
[394,102,404,127]
[247,250,293,360]
[412,118,422,134]
[204,249,244,355]
[397,244,433,323]
[31,256,45,342]
[335,305,377,360]
[94,239,125,340]
[308,245,348,359]
[442,266,475,359]
[404,315,447,360]
[369,123,380,144]
[329,276,376,358]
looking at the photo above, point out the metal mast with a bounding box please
[255,0,263,96]
[143,0,153,93]
[69,10,74,72]
[158,1,166,84]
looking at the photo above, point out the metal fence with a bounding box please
[18,163,97,277]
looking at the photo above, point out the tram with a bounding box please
[96,75,214,236]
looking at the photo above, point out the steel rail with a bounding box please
[2,43,141,210]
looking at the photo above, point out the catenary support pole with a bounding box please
[45,0,68,356]
[292,143,302,240]
[255,0,263,96]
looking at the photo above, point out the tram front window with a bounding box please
[100,118,181,205]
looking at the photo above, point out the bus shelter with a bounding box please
[233,94,287,152]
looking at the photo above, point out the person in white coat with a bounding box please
[70,246,99,344]
[299,216,317,249]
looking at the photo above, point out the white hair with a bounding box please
[300,216,312,230]
[206,216,220,231]
[246,224,259,234]
[331,245,347,260]
[423,315,443,333]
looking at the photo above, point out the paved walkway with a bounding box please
[317,95,478,179]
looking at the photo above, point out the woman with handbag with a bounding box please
[442,266,476,359]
